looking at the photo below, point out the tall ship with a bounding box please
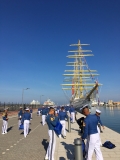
[61,40,102,112]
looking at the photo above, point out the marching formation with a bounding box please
[1,105,104,160]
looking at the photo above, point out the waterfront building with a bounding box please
[30,100,40,105]
[43,99,55,106]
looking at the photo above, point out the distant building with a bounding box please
[113,102,120,105]
[108,100,113,105]
[43,99,55,106]
[30,100,40,105]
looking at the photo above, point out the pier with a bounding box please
[0,111,120,160]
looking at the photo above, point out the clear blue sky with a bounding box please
[0,0,120,104]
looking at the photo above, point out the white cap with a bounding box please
[96,109,101,113]
[25,108,29,111]
[80,104,89,111]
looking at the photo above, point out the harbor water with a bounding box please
[90,106,120,133]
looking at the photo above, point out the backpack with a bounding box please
[103,141,116,149]
[19,124,24,130]
[54,121,62,135]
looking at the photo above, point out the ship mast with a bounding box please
[61,40,101,101]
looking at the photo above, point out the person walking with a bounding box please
[95,109,104,146]
[45,107,58,160]
[41,106,47,125]
[58,106,68,139]
[18,107,23,129]
[81,106,103,160]
[2,108,8,134]
[38,107,41,116]
[69,106,75,123]
[30,107,33,120]
[22,108,31,138]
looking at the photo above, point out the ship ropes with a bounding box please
[61,40,102,107]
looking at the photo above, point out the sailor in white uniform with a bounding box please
[58,107,68,139]
[41,106,47,125]
[95,109,104,146]
[22,108,31,138]
[45,107,58,160]
[81,106,103,160]
[96,109,104,132]
[69,106,75,123]
[2,108,8,134]
[18,107,23,129]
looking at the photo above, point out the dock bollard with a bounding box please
[74,138,83,160]
[68,116,71,132]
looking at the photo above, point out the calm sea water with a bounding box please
[90,106,120,133]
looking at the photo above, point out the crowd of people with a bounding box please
[1,105,104,160]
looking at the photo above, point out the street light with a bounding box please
[22,88,30,107]
[40,95,44,105]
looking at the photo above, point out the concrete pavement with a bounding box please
[55,112,120,160]
[0,111,120,160]
[0,112,49,160]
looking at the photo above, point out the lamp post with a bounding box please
[40,95,44,105]
[22,88,30,107]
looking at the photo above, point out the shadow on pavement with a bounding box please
[60,142,74,159]
[7,126,13,132]
[20,128,31,134]
[71,128,79,132]
[42,139,49,152]
[59,157,66,160]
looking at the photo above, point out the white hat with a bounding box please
[80,104,89,111]
[96,109,101,113]
[25,108,29,111]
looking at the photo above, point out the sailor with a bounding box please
[45,107,58,160]
[57,106,60,114]
[95,109,104,146]
[22,108,31,138]
[38,107,41,116]
[18,107,23,129]
[41,106,47,125]
[81,106,103,160]
[95,109,104,133]
[65,106,70,116]
[2,108,9,134]
[46,106,49,115]
[69,105,75,123]
[30,107,33,120]
[58,106,68,139]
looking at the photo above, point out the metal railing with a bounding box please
[0,102,46,112]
